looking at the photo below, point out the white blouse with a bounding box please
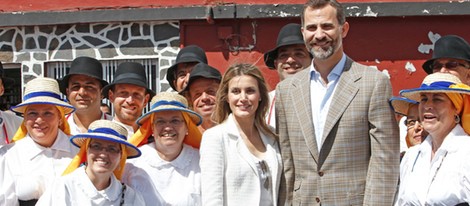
[36,166,145,206]
[396,124,470,206]
[123,143,201,206]
[0,131,79,205]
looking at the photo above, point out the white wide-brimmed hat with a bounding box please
[400,73,470,101]
[11,77,75,114]
[389,96,419,116]
[70,120,141,158]
[137,92,202,126]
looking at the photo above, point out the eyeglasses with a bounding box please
[89,143,121,154]
[154,118,184,127]
[431,61,469,71]
[404,119,422,130]
[259,160,271,191]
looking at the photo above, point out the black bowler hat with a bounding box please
[58,56,108,95]
[101,62,156,99]
[264,23,310,69]
[0,61,15,87]
[422,35,470,74]
[166,45,208,91]
[180,63,221,94]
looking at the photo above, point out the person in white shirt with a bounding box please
[396,73,470,205]
[389,96,429,160]
[263,23,311,128]
[58,56,112,135]
[0,77,78,206]
[200,64,281,205]
[123,92,203,205]
[37,120,145,206]
[0,61,22,147]
[101,62,155,139]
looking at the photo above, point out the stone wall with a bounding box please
[0,21,180,91]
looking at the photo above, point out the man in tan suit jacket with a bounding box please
[276,0,399,205]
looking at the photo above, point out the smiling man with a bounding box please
[276,0,399,205]
[264,23,312,128]
[102,62,155,138]
[180,62,221,133]
[59,57,111,134]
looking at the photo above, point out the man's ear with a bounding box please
[108,90,114,101]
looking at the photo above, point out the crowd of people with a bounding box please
[1,0,470,205]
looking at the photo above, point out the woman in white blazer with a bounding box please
[200,63,282,206]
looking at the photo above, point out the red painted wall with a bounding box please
[180,15,470,96]
[0,0,452,12]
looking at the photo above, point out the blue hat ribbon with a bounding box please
[420,81,453,89]
[23,91,63,101]
[88,127,127,140]
[151,100,187,110]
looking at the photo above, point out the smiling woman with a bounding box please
[396,73,470,205]
[36,120,145,206]
[0,77,78,206]
[123,92,203,206]
[200,63,281,206]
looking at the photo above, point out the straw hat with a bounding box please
[389,96,418,116]
[11,77,75,114]
[137,92,202,126]
[70,120,141,158]
[400,73,470,101]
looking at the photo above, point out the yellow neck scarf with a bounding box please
[448,83,470,134]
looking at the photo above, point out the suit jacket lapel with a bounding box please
[318,57,360,169]
[290,69,320,162]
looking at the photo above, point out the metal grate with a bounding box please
[45,59,159,114]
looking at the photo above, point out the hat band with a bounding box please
[421,81,453,89]
[88,127,127,140]
[24,91,63,101]
[151,100,187,110]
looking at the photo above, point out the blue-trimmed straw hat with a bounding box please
[400,73,470,101]
[137,92,202,126]
[70,120,141,158]
[11,77,75,114]
[389,96,419,116]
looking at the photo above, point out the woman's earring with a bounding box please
[455,115,461,124]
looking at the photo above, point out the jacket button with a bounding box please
[315,197,321,203]
[318,171,324,176]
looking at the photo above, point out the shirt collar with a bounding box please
[23,130,76,160]
[310,52,347,82]
[149,143,192,170]
[418,124,467,155]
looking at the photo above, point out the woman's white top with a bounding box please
[0,130,79,205]
[36,166,145,206]
[0,110,23,148]
[123,143,201,206]
[200,114,282,206]
[396,124,470,206]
